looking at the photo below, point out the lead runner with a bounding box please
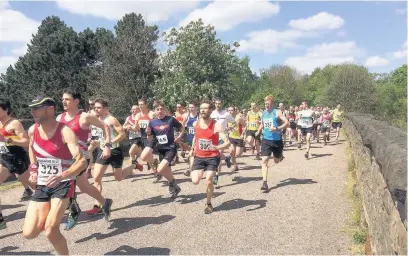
[22,96,87,255]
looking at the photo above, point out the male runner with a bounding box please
[298,101,315,158]
[287,106,297,145]
[190,100,230,213]
[23,96,87,255]
[227,106,245,172]
[140,100,183,198]
[134,98,157,174]
[87,99,96,115]
[255,95,288,191]
[174,103,189,163]
[183,101,199,177]
[246,102,262,159]
[278,103,288,145]
[0,99,34,230]
[123,105,144,171]
[331,104,344,142]
[57,90,113,229]
[86,98,135,215]
[320,108,332,145]
[210,99,233,184]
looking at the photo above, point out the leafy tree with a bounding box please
[155,19,253,108]
[94,13,159,118]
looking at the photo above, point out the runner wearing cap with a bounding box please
[23,96,87,255]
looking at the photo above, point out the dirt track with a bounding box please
[0,137,351,255]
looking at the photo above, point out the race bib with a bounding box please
[0,142,9,154]
[157,135,168,144]
[323,120,330,127]
[301,118,313,127]
[264,119,273,129]
[37,158,62,185]
[198,139,212,151]
[289,118,295,122]
[188,127,195,135]
[139,121,149,129]
[92,127,103,138]
[129,130,141,139]
[249,122,257,128]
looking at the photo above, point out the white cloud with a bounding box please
[392,41,407,59]
[56,0,200,23]
[11,44,28,56]
[395,8,407,15]
[365,56,389,67]
[289,12,344,31]
[284,41,361,74]
[238,29,309,53]
[178,0,279,31]
[336,31,346,37]
[0,0,40,42]
[0,56,18,75]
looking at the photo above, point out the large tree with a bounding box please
[94,13,159,118]
[155,19,253,108]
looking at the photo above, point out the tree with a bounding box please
[94,13,159,118]
[325,64,376,112]
[155,19,253,108]
[2,16,92,117]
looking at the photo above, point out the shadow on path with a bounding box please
[214,198,267,212]
[311,153,333,159]
[105,245,170,255]
[76,215,175,243]
[1,204,24,210]
[0,231,21,240]
[267,178,317,192]
[3,210,26,223]
[0,246,50,255]
[218,176,262,189]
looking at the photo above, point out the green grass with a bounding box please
[343,130,368,254]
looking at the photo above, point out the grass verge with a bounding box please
[344,132,369,255]
[0,181,23,191]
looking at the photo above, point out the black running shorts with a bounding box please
[129,138,144,148]
[246,130,260,141]
[260,139,283,158]
[31,180,76,202]
[301,127,313,136]
[229,138,245,147]
[0,152,29,175]
[95,147,124,169]
[192,156,220,172]
[332,122,342,129]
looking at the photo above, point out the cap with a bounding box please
[28,96,56,108]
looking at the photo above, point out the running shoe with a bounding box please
[261,181,268,191]
[101,198,113,221]
[20,188,33,201]
[204,204,214,214]
[64,203,81,231]
[0,219,6,230]
[225,156,232,168]
[169,183,181,199]
[212,175,219,185]
[85,205,102,216]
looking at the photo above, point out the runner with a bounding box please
[210,98,234,185]
[87,99,96,115]
[298,101,315,158]
[183,101,199,177]
[227,106,245,172]
[320,108,332,146]
[123,105,144,171]
[190,100,230,213]
[278,103,288,146]
[174,103,189,164]
[140,100,183,198]
[331,104,344,143]
[255,95,288,191]
[22,96,87,255]
[287,106,297,145]
[86,98,136,215]
[0,99,34,230]
[134,98,157,175]
[246,102,262,159]
[57,90,113,230]
[312,106,321,143]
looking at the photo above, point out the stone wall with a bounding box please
[343,113,407,255]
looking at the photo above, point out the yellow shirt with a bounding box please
[332,109,343,123]
[247,111,261,131]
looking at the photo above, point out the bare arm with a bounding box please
[60,126,87,179]
[7,120,29,147]
[28,126,37,165]
[111,117,125,144]
[215,123,230,150]
[122,117,130,130]
[277,111,289,130]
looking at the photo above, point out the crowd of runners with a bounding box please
[0,90,344,255]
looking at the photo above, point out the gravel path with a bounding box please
[0,138,351,255]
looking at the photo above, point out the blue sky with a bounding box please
[1,0,407,75]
